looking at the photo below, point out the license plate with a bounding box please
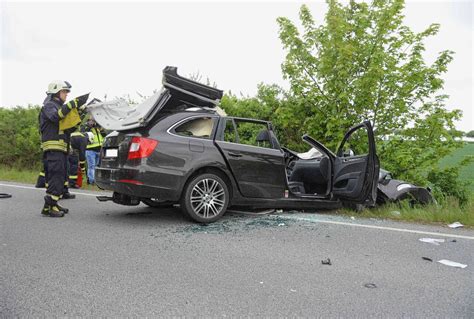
[105,148,118,158]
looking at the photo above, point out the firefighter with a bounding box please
[34,157,48,188]
[39,80,79,217]
[85,118,105,185]
[68,129,88,188]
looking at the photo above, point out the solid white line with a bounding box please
[0,182,109,197]
[275,215,474,240]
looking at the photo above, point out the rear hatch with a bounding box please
[86,66,224,132]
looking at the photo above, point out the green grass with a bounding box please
[339,196,474,227]
[0,166,102,192]
[439,142,474,191]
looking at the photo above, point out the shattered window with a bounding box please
[174,117,215,139]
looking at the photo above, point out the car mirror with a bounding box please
[343,148,355,157]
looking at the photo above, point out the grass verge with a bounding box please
[0,166,102,192]
[339,196,474,227]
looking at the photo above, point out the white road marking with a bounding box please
[1,182,473,240]
[274,215,474,240]
[0,182,109,197]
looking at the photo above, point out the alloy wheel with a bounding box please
[190,178,226,218]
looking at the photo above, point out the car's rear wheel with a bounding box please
[142,198,175,208]
[181,173,229,223]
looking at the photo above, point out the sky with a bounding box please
[1,0,473,131]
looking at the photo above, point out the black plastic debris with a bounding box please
[0,193,12,199]
[451,239,457,243]
[422,257,433,262]
[321,258,332,265]
[364,283,377,289]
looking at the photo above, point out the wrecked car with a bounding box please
[88,66,432,223]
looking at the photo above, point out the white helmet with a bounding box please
[46,80,72,94]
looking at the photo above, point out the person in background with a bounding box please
[68,128,88,188]
[85,118,105,185]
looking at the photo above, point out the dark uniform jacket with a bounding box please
[39,95,77,152]
[70,132,88,163]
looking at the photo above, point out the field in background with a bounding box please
[439,142,474,191]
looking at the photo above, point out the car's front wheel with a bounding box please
[181,173,229,223]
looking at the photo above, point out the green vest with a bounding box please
[86,127,104,150]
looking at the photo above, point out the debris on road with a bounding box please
[278,223,285,226]
[0,193,12,199]
[448,222,464,229]
[364,283,377,289]
[350,216,355,220]
[437,260,467,269]
[422,257,433,262]
[419,238,445,245]
[321,258,332,265]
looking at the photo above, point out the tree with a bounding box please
[276,0,463,184]
[466,130,474,138]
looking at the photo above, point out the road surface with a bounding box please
[1,181,473,317]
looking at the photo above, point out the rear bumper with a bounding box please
[95,167,181,201]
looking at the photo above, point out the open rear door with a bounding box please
[332,121,379,205]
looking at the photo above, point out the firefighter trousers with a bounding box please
[44,151,67,199]
[68,153,79,188]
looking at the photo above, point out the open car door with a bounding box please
[332,121,379,205]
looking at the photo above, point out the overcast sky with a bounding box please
[1,0,472,131]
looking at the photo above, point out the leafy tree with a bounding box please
[276,0,463,184]
[466,130,474,138]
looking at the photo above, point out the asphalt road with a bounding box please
[1,181,473,317]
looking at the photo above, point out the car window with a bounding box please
[224,119,237,143]
[339,126,369,156]
[234,120,272,149]
[174,117,215,139]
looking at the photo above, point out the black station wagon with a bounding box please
[89,67,395,223]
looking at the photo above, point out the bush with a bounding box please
[427,164,471,207]
[0,106,42,169]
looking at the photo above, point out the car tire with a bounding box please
[180,173,229,223]
[142,199,175,208]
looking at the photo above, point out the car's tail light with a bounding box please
[127,137,158,160]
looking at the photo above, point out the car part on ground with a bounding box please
[377,169,434,206]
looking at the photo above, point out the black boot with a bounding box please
[41,203,50,216]
[62,192,76,200]
[48,205,65,217]
[56,203,69,214]
[44,195,65,217]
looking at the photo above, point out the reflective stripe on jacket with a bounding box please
[86,127,104,150]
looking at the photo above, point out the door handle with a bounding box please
[228,152,242,158]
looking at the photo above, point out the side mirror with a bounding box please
[343,149,355,157]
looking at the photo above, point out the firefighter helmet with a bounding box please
[46,80,72,94]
